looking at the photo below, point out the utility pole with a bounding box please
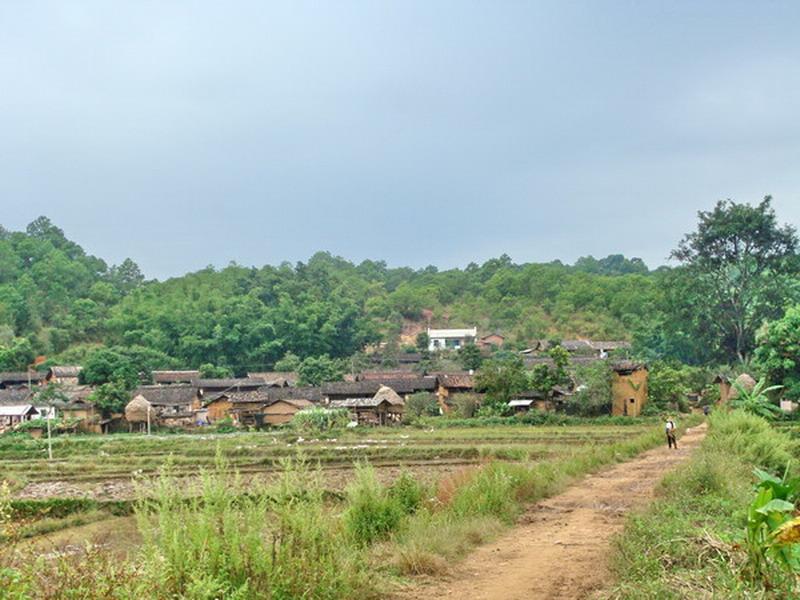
[29,364,52,461]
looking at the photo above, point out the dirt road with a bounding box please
[395,423,707,600]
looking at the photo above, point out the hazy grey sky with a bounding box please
[2,1,799,279]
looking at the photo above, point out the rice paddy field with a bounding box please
[2,417,694,598]
[2,420,659,501]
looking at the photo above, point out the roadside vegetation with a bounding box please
[605,410,800,598]
[0,420,698,599]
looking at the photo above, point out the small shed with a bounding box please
[611,361,648,417]
[330,385,404,426]
[125,395,154,432]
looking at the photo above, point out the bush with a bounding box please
[389,471,426,514]
[449,464,522,523]
[405,393,440,419]
[214,417,237,433]
[343,464,403,545]
[291,407,351,433]
[448,393,481,418]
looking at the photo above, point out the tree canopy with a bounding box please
[0,202,797,378]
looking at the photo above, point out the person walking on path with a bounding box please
[665,417,678,449]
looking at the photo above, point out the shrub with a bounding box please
[405,393,440,419]
[343,464,403,545]
[389,471,426,514]
[449,463,521,522]
[214,417,237,433]
[291,407,351,433]
[448,393,481,418]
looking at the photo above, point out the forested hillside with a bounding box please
[0,217,659,372]
[1,197,797,374]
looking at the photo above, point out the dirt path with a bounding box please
[395,423,707,600]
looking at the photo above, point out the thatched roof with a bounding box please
[373,385,404,406]
[330,386,405,409]
[125,395,153,423]
[729,373,757,399]
[48,365,82,378]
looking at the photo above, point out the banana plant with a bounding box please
[730,378,783,420]
[744,466,800,581]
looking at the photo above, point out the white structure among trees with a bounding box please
[427,327,477,351]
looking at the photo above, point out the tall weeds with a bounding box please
[605,410,800,599]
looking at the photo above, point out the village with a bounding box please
[0,328,664,436]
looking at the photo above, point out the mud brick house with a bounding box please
[204,386,321,426]
[45,366,83,386]
[262,398,314,425]
[478,333,505,349]
[611,361,648,417]
[133,384,200,424]
[434,372,476,413]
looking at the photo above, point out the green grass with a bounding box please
[0,422,659,489]
[0,417,692,599]
[603,410,800,599]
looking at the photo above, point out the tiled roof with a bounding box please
[152,370,200,384]
[133,384,198,407]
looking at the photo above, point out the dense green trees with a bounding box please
[754,306,800,400]
[667,197,799,363]
[0,201,797,380]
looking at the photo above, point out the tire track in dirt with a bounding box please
[393,423,707,600]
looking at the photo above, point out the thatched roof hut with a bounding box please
[729,373,757,400]
[125,395,153,424]
[373,385,405,408]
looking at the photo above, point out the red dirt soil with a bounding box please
[393,423,707,600]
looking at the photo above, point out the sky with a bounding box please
[1,1,799,279]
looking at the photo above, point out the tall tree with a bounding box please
[670,197,799,362]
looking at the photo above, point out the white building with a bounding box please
[427,327,477,351]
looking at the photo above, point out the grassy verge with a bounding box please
[0,418,698,599]
[603,410,799,599]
